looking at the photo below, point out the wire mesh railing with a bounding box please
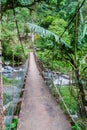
[3,55,29,130]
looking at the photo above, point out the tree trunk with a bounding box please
[75,68,87,117]
[0,40,4,130]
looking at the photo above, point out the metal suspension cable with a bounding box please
[59,0,86,40]
[12,1,26,58]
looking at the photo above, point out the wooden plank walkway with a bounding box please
[17,52,71,130]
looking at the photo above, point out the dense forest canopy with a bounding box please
[1,0,58,12]
[1,1,87,78]
[1,0,87,129]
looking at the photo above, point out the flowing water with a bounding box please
[43,69,72,86]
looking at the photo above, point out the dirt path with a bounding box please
[17,52,71,130]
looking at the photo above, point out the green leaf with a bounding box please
[27,22,71,49]
[11,122,16,128]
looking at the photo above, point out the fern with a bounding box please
[27,22,71,49]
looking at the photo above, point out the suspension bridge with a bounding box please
[16,51,71,130]
[1,1,86,129]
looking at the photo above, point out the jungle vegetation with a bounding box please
[1,0,87,129]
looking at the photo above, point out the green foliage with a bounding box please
[2,8,29,65]
[40,16,54,29]
[14,45,25,63]
[49,18,71,44]
[5,118,18,130]
[58,10,66,19]
[3,76,12,85]
[28,22,71,49]
[37,49,71,72]
[1,0,59,12]
[18,0,33,5]
[72,123,81,130]
[59,86,77,114]
[37,50,52,69]
[2,42,27,65]
[11,118,18,129]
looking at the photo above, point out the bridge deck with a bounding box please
[17,52,71,130]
